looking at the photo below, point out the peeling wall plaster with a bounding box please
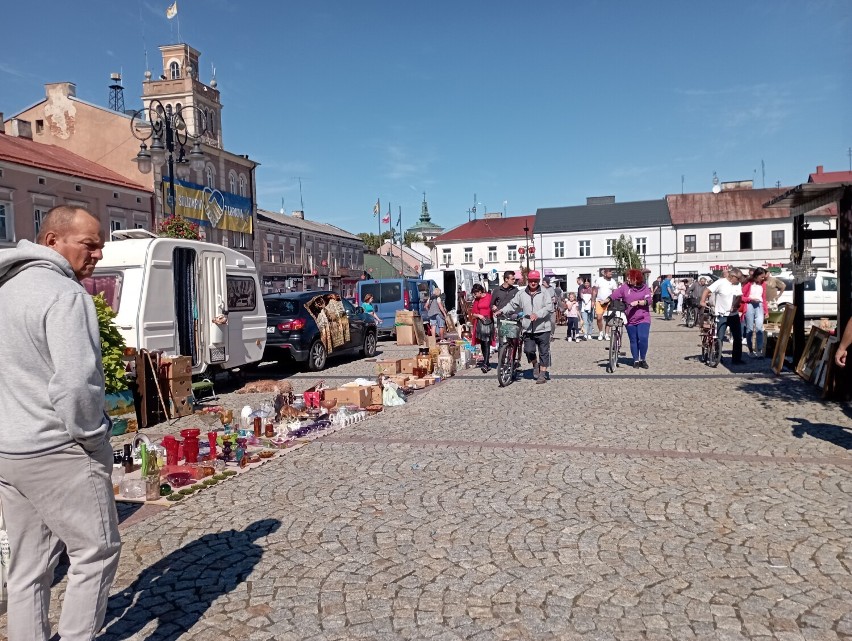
[43,85,77,139]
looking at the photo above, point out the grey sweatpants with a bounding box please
[0,441,122,641]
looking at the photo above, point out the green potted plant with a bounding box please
[93,293,133,423]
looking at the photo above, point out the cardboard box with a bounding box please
[325,386,371,408]
[395,310,417,325]
[388,375,410,387]
[409,378,428,389]
[396,325,416,345]
[367,384,383,405]
[376,359,401,375]
[421,377,435,386]
[166,355,192,379]
[425,333,437,349]
[398,357,417,374]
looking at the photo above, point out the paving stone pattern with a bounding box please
[3,318,851,640]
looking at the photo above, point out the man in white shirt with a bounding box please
[592,268,618,340]
[700,267,745,365]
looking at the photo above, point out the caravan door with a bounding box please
[200,249,228,367]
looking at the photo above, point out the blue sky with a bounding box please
[2,1,850,234]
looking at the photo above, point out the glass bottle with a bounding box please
[122,443,134,474]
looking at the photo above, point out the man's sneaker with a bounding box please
[532,363,540,379]
[605,333,611,341]
[597,334,605,341]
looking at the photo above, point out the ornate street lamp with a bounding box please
[523,220,531,272]
[131,99,207,218]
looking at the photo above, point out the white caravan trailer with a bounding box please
[421,267,486,319]
[83,231,267,374]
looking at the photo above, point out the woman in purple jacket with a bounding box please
[606,268,653,369]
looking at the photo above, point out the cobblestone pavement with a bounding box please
[3,317,851,640]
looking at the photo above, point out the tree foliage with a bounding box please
[357,230,395,252]
[92,293,128,394]
[613,234,643,275]
[403,231,425,246]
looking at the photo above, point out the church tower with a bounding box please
[142,43,223,149]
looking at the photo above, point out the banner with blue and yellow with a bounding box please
[163,177,253,233]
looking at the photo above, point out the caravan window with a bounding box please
[359,282,402,304]
[227,276,257,311]
[82,272,124,312]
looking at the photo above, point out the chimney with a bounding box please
[291,210,305,220]
[587,196,616,206]
[483,212,503,219]
[8,118,33,140]
[0,112,4,133]
[815,165,824,174]
[45,82,76,99]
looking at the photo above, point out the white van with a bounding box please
[83,231,267,374]
[775,269,838,318]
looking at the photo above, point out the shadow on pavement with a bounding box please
[99,518,281,641]
[788,417,852,451]
[737,376,822,405]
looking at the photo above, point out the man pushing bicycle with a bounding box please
[494,270,554,384]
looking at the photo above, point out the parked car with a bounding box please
[355,277,437,336]
[775,269,838,318]
[263,291,377,370]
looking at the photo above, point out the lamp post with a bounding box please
[523,220,531,272]
[131,99,207,219]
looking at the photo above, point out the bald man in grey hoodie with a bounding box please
[0,206,121,641]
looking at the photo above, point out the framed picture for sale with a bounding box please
[771,304,796,375]
[796,326,830,383]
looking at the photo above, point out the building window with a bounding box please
[38,177,46,185]
[34,208,48,235]
[605,239,615,256]
[110,219,124,232]
[740,232,752,250]
[771,230,785,249]
[206,166,215,189]
[0,202,10,241]
[442,248,451,266]
[278,244,285,264]
[135,222,146,229]
[709,233,721,252]
[234,232,247,249]
[266,241,274,262]
[75,184,82,192]
[220,231,229,248]
[684,235,696,253]
[578,240,590,257]
[507,245,517,262]
[554,241,565,258]
[113,192,119,199]
[289,239,297,263]
[239,175,247,197]
[229,171,237,194]
[463,247,473,263]
[136,197,142,204]
[487,246,498,262]
[35,119,44,134]
[169,61,181,79]
[635,237,647,255]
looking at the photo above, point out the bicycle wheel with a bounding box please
[497,342,514,387]
[685,307,697,328]
[708,337,721,368]
[700,336,709,363]
[607,330,619,373]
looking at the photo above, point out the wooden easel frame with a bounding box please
[771,304,796,374]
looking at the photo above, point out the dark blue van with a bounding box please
[356,278,436,336]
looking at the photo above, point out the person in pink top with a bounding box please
[562,292,581,341]
[470,283,494,373]
[740,267,769,357]
[605,268,653,369]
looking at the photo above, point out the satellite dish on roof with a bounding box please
[712,184,721,194]
[712,171,721,194]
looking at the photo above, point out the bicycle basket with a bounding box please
[605,313,625,328]
[608,299,627,312]
[498,320,520,339]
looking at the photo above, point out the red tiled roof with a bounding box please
[0,134,148,192]
[432,215,531,243]
[808,168,852,183]
[666,188,791,225]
